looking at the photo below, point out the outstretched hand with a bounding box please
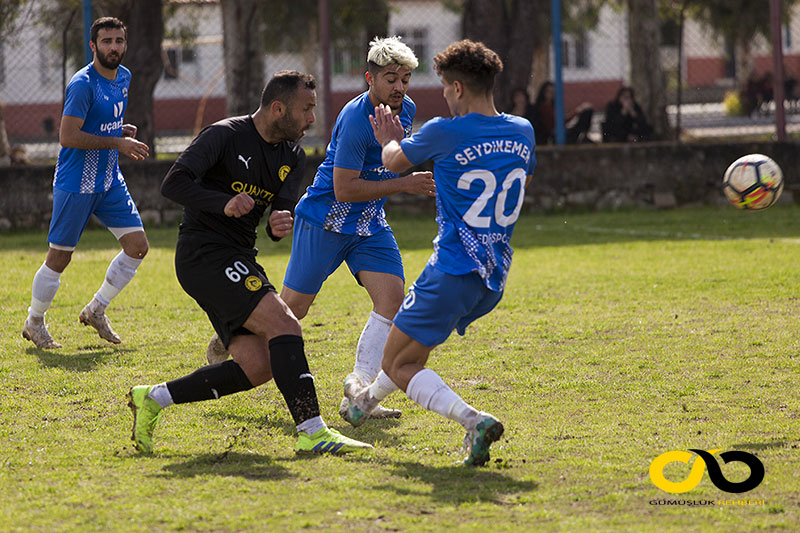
[224,192,255,218]
[370,103,405,147]
[268,209,294,238]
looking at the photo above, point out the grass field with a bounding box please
[1,206,799,532]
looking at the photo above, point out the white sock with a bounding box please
[91,252,143,311]
[353,311,393,381]
[296,415,325,436]
[148,382,174,408]
[369,370,400,403]
[29,262,62,318]
[406,368,480,430]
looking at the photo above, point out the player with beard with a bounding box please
[126,71,372,455]
[23,17,150,350]
[204,37,436,423]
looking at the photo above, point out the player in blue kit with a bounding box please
[278,36,436,419]
[342,40,535,466]
[22,17,150,349]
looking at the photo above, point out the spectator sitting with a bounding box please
[510,87,534,118]
[528,81,594,145]
[602,86,653,143]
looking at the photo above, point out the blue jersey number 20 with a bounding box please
[457,168,526,228]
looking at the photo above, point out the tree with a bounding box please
[629,0,670,138]
[116,0,164,156]
[462,0,549,112]
[221,0,266,116]
[0,0,28,165]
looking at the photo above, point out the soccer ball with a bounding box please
[722,154,784,210]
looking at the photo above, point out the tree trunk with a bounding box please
[628,0,670,139]
[463,0,545,112]
[0,104,10,166]
[734,40,754,94]
[118,0,164,157]
[221,0,265,116]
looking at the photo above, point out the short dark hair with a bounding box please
[260,70,316,108]
[91,17,126,44]
[433,39,503,95]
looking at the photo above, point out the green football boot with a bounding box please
[296,426,373,455]
[463,413,504,467]
[126,385,163,453]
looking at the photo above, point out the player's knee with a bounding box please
[127,241,149,259]
[121,232,149,259]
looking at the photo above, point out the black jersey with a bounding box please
[161,115,306,249]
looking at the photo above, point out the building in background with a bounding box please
[1,0,799,158]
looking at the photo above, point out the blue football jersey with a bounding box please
[295,91,415,236]
[400,113,536,291]
[53,63,130,194]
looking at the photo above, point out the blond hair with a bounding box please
[367,36,419,70]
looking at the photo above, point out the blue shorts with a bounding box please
[283,215,404,294]
[48,185,143,248]
[393,263,504,348]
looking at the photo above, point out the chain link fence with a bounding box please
[2,0,798,164]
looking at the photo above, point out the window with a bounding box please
[163,46,197,80]
[562,32,589,70]
[395,28,428,71]
[332,43,362,76]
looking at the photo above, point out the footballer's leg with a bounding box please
[83,186,148,344]
[25,188,92,349]
[24,247,72,349]
[338,245,405,420]
[129,334,269,453]
[241,292,372,454]
[387,329,503,466]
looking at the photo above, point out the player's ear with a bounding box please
[365,71,373,87]
[454,80,464,99]
[270,100,285,116]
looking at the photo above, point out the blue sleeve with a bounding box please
[400,118,448,166]
[62,78,92,120]
[332,108,372,172]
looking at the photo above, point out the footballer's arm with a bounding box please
[333,165,434,202]
[60,115,149,160]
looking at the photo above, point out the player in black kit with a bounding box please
[126,70,372,455]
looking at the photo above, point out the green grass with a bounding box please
[1,206,799,532]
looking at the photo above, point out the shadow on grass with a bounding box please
[202,410,297,436]
[731,440,791,451]
[372,461,538,504]
[29,345,134,372]
[157,451,293,481]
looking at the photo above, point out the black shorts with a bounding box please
[175,236,276,348]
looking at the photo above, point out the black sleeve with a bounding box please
[161,163,230,214]
[265,147,307,241]
[160,124,232,214]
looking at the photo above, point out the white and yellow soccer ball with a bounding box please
[722,154,784,210]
